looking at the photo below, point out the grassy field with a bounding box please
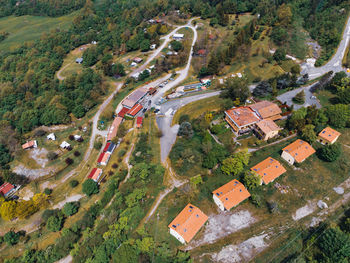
[172,95,223,125]
[0,12,77,50]
[316,89,337,107]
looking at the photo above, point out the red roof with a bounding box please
[126,104,143,117]
[0,183,14,196]
[97,152,105,163]
[103,142,111,152]
[197,49,206,55]
[88,168,97,179]
[137,117,143,125]
[118,107,130,118]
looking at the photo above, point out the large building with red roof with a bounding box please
[212,180,250,211]
[168,204,208,244]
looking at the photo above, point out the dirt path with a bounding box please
[248,134,297,153]
[56,62,72,80]
[208,129,223,145]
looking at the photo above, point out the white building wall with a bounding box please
[213,194,225,211]
[281,151,295,165]
[169,228,186,244]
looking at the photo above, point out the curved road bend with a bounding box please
[302,15,350,79]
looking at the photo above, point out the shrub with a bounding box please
[68,135,75,141]
[34,129,46,137]
[47,215,64,232]
[62,202,80,217]
[82,179,99,196]
[42,209,62,223]
[292,90,305,104]
[250,193,262,207]
[4,231,20,246]
[65,158,74,165]
[112,163,118,169]
[74,151,81,157]
[69,180,79,188]
[44,188,52,195]
[94,141,102,150]
[47,151,58,160]
[179,114,190,124]
[118,149,127,157]
[267,201,279,213]
[318,143,341,162]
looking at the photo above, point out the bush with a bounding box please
[94,141,102,150]
[292,90,305,104]
[47,151,58,160]
[44,188,52,195]
[47,215,64,232]
[4,231,20,246]
[267,201,279,213]
[62,202,80,217]
[250,193,262,207]
[118,149,127,157]
[42,209,62,223]
[82,179,99,196]
[179,114,190,124]
[318,143,341,162]
[178,122,193,138]
[65,158,74,165]
[74,151,81,157]
[34,129,46,137]
[68,135,75,141]
[70,180,79,188]
[112,163,118,169]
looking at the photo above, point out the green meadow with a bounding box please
[0,12,77,50]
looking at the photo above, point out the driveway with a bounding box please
[301,15,350,79]
[157,91,220,163]
[277,83,321,110]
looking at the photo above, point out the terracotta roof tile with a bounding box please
[225,107,260,127]
[168,204,208,243]
[88,168,102,181]
[256,119,280,135]
[282,139,315,163]
[126,104,143,117]
[249,101,282,119]
[250,157,286,184]
[0,183,14,196]
[212,180,251,210]
[318,127,341,143]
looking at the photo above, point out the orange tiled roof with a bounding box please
[212,180,251,210]
[168,204,208,243]
[88,168,102,181]
[126,104,143,117]
[282,139,316,163]
[225,107,260,128]
[101,152,111,164]
[22,140,36,149]
[256,119,280,135]
[250,157,286,184]
[107,116,123,141]
[318,127,341,143]
[249,101,282,119]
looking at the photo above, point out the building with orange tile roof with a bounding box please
[281,139,315,165]
[168,204,208,244]
[97,152,111,166]
[126,104,143,118]
[136,117,143,128]
[318,127,341,145]
[249,101,282,120]
[250,157,286,184]
[22,140,37,150]
[107,116,123,141]
[255,119,281,141]
[225,107,260,134]
[212,179,251,211]
[87,168,103,182]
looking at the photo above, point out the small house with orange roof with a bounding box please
[224,107,260,134]
[22,140,37,150]
[212,179,250,211]
[136,117,143,128]
[281,139,315,165]
[97,152,111,166]
[87,168,103,183]
[318,127,341,145]
[250,157,286,184]
[249,101,282,121]
[0,182,16,197]
[255,119,281,141]
[168,204,208,244]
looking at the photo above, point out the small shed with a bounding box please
[76,58,83,64]
[47,133,56,141]
[74,135,82,141]
[60,141,71,149]
[136,117,143,128]
[22,140,37,150]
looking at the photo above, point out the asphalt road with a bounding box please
[277,82,321,110]
[156,91,221,163]
[301,15,350,79]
